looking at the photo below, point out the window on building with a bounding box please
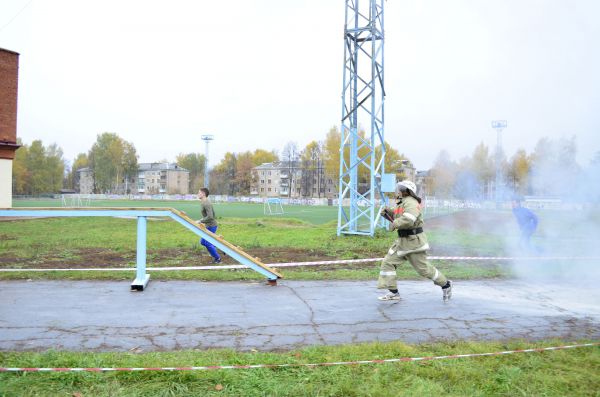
[275,188,278,192]
[261,188,264,192]
[268,179,271,184]
[268,188,271,192]
[261,180,264,184]
[313,188,316,193]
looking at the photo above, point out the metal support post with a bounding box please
[131,216,150,291]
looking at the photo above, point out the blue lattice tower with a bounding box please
[337,0,386,236]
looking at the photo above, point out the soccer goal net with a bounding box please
[263,197,284,215]
[61,194,92,207]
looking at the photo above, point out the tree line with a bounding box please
[428,136,600,200]
[13,129,597,200]
[208,126,409,196]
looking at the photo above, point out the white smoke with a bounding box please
[507,146,600,285]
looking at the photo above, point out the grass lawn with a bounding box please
[1,207,598,395]
[0,214,509,281]
[0,340,598,396]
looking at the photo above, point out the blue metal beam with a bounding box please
[0,209,172,217]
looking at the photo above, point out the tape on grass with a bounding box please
[1,255,599,272]
[0,342,597,372]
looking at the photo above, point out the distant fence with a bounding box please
[12,194,598,211]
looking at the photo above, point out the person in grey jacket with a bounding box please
[197,188,221,264]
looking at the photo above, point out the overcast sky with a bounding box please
[0,0,598,170]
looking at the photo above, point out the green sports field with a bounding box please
[13,198,457,225]
[13,199,340,225]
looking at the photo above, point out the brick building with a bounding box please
[0,48,20,207]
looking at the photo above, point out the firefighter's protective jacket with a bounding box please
[385,196,429,256]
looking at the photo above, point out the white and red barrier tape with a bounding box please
[0,342,596,372]
[0,256,598,272]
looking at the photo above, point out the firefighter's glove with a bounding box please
[380,207,394,222]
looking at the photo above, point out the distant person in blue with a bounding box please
[511,197,538,252]
[197,188,221,264]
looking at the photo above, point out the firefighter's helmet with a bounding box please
[396,180,417,195]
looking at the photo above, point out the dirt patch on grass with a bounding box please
[0,247,345,269]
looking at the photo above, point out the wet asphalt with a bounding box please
[0,279,598,352]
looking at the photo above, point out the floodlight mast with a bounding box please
[491,120,507,206]
[337,0,386,236]
[201,134,214,189]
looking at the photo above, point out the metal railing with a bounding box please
[0,207,283,291]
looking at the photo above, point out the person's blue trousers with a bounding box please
[200,225,221,261]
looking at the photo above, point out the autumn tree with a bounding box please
[26,140,48,195]
[235,151,255,195]
[12,139,65,195]
[507,149,531,195]
[375,141,407,179]
[429,150,457,197]
[322,126,370,192]
[281,141,300,197]
[323,126,341,180]
[88,132,138,193]
[176,152,206,193]
[12,138,28,195]
[471,142,494,189]
[211,152,237,195]
[453,156,480,199]
[251,149,278,166]
[300,141,323,197]
[530,136,579,196]
[45,144,65,193]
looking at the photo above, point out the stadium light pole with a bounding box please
[201,135,214,189]
[491,120,507,206]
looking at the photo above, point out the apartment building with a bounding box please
[252,161,337,199]
[76,167,95,194]
[77,162,190,195]
[136,163,189,195]
[415,170,433,197]
[394,159,416,181]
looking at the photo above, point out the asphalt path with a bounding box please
[0,279,598,352]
